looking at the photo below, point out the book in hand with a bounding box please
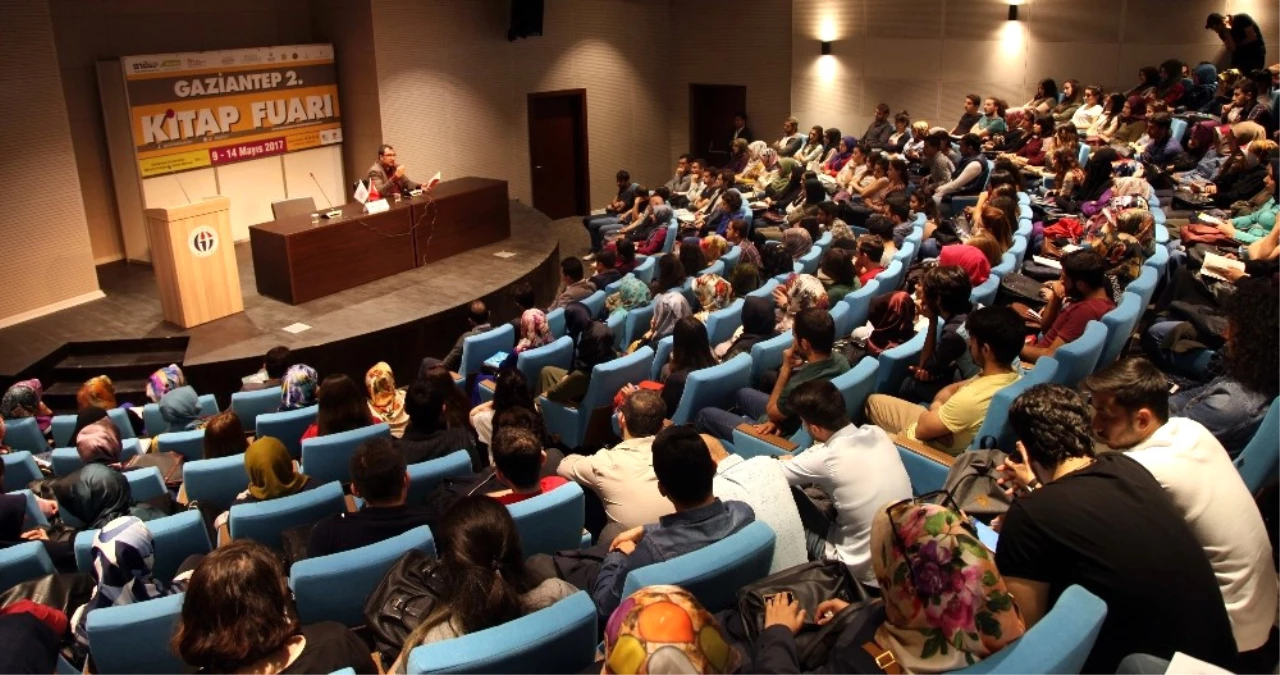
[1200,252,1244,282]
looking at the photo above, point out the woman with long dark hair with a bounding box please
[650,252,687,295]
[1058,146,1118,214]
[300,374,372,441]
[392,497,576,671]
[660,317,718,415]
[540,321,617,404]
[469,368,536,447]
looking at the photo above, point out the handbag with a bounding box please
[941,442,1011,522]
[736,559,872,669]
[0,572,95,618]
[125,452,184,489]
[1179,223,1238,247]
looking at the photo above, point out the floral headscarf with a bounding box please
[145,365,185,404]
[604,585,739,675]
[778,274,829,333]
[280,364,319,411]
[829,219,856,245]
[365,362,408,436]
[760,147,779,171]
[606,277,652,318]
[782,227,813,260]
[746,140,768,161]
[701,235,729,264]
[515,309,553,353]
[71,516,185,648]
[692,274,734,317]
[871,502,1025,673]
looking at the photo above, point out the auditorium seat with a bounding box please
[156,428,206,462]
[290,525,436,626]
[873,259,906,294]
[506,481,587,557]
[1009,236,1028,270]
[1048,320,1107,387]
[230,388,282,432]
[621,301,656,348]
[970,274,1001,307]
[143,394,218,437]
[51,408,137,447]
[970,357,1058,454]
[124,466,168,503]
[892,240,917,267]
[3,417,46,454]
[951,585,1106,674]
[632,255,657,284]
[651,335,674,381]
[539,346,653,449]
[1143,244,1169,276]
[1,452,41,492]
[670,354,752,425]
[606,311,626,351]
[580,289,606,319]
[255,404,318,458]
[746,278,780,300]
[183,453,249,510]
[705,298,744,346]
[837,280,878,337]
[992,251,1016,280]
[0,541,55,593]
[404,592,597,674]
[75,510,211,583]
[546,306,566,338]
[1097,291,1143,368]
[86,592,185,674]
[454,324,515,388]
[1234,398,1279,494]
[407,450,473,505]
[50,438,141,476]
[228,480,345,549]
[620,521,775,613]
[874,330,927,394]
[719,245,741,276]
[794,246,822,275]
[301,423,392,486]
[749,331,793,387]
[1126,266,1158,310]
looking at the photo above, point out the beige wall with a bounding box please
[0,0,100,325]
[311,0,383,191]
[49,0,315,263]
[371,0,674,208]
[791,0,1278,140]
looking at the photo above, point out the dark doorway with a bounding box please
[528,89,589,219]
[689,84,747,167]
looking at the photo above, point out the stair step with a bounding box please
[44,379,150,415]
[55,350,187,372]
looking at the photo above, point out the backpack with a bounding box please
[941,442,1011,522]
[362,549,447,664]
[996,272,1047,309]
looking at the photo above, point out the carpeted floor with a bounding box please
[548,215,592,260]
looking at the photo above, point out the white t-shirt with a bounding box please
[714,455,809,574]
[1070,103,1104,133]
[778,424,913,586]
[1124,418,1278,651]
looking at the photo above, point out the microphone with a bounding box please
[310,172,342,219]
[173,173,192,204]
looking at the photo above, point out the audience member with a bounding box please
[487,427,567,504]
[174,540,376,674]
[589,250,622,290]
[1020,250,1115,363]
[591,426,755,622]
[557,389,673,532]
[144,364,186,404]
[364,362,409,438]
[904,265,975,401]
[280,364,319,411]
[703,435,807,574]
[862,104,894,151]
[851,291,917,357]
[241,346,293,392]
[818,248,857,302]
[952,93,983,135]
[775,117,805,157]
[715,295,778,361]
[201,410,249,460]
[853,234,885,285]
[1206,12,1267,75]
[866,305,1023,454]
[307,438,432,558]
[157,385,203,433]
[934,134,990,207]
[540,321,616,404]
[75,375,118,410]
[468,367,534,448]
[300,374,373,441]
[691,274,733,322]
[658,317,717,414]
[549,258,596,311]
[398,378,480,467]
[440,301,492,373]
[995,384,1237,672]
[234,437,318,506]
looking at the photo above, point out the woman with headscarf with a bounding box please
[364,362,409,438]
[785,177,826,226]
[540,321,617,404]
[822,135,857,177]
[1108,96,1149,155]
[1126,66,1161,99]
[737,141,770,187]
[1183,62,1219,111]
[938,243,993,287]
[606,277,652,319]
[75,375,116,411]
[0,380,51,436]
[781,226,813,261]
[644,290,693,345]
[562,301,594,344]
[773,274,829,333]
[851,291,918,356]
[145,365,186,404]
[514,309,553,354]
[1153,59,1188,105]
[70,516,190,656]
[754,500,1024,674]
[75,417,123,467]
[691,274,734,322]
[1090,208,1156,300]
[234,437,318,506]
[701,234,729,265]
[604,585,741,675]
[280,363,319,411]
[51,461,162,531]
[715,296,779,361]
[155,385,203,434]
[727,138,750,174]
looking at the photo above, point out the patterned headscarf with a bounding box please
[71,516,185,647]
[0,383,38,420]
[761,147,780,170]
[606,277,652,318]
[516,309,554,353]
[782,227,813,260]
[871,502,1025,673]
[778,274,829,333]
[145,365,186,403]
[77,376,117,411]
[76,418,122,465]
[692,274,734,316]
[867,291,918,355]
[701,235,729,264]
[829,219,856,245]
[280,364,319,410]
[604,585,739,675]
[244,437,310,501]
[365,362,408,436]
[650,291,693,342]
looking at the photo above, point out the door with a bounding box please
[528,90,589,219]
[689,84,747,167]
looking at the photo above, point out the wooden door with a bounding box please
[528,90,589,219]
[689,84,747,167]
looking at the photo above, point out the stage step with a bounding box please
[39,338,190,414]
[44,379,149,413]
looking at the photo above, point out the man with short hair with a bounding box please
[854,234,885,285]
[726,218,761,269]
[549,258,596,311]
[697,307,851,441]
[903,265,976,402]
[663,154,692,194]
[1138,113,1184,165]
[884,194,914,247]
[776,117,804,157]
[438,300,492,373]
[864,215,898,265]
[1020,250,1115,363]
[488,427,568,505]
[583,170,640,253]
[920,133,956,197]
[396,378,481,468]
[816,201,850,242]
[952,94,983,136]
[866,305,1023,455]
[366,144,421,198]
[1206,12,1267,75]
[1081,358,1277,653]
[781,380,911,585]
[592,426,755,621]
[862,104,893,151]
[995,384,1237,673]
[933,133,989,208]
[306,437,433,557]
[588,250,622,290]
[241,346,292,391]
[557,389,674,531]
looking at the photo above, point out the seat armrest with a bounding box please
[479,379,497,392]
[734,424,799,452]
[893,434,958,467]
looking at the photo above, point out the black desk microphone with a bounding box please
[310,172,343,219]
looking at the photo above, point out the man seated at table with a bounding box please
[367,144,420,198]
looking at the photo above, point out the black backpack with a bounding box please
[996,272,1047,309]
[362,549,448,664]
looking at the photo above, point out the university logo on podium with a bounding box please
[189,225,219,258]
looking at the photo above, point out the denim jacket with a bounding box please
[1170,375,1271,457]
[591,498,755,621]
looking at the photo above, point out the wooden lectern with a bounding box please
[143,197,244,328]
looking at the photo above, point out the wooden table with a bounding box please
[249,177,510,304]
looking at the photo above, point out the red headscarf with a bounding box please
[939,244,992,287]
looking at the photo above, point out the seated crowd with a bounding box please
[2,52,1278,675]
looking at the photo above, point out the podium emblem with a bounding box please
[189,225,219,257]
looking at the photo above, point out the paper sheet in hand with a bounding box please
[1031,255,1062,269]
[1200,252,1244,282]
[426,171,442,190]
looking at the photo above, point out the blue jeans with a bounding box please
[695,388,772,441]
[920,238,942,259]
[583,214,621,251]
[1143,320,1215,380]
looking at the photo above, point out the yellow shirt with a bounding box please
[907,371,1021,455]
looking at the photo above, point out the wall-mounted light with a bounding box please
[820,41,832,55]
[1007,4,1018,21]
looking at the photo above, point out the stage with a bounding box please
[0,200,563,408]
